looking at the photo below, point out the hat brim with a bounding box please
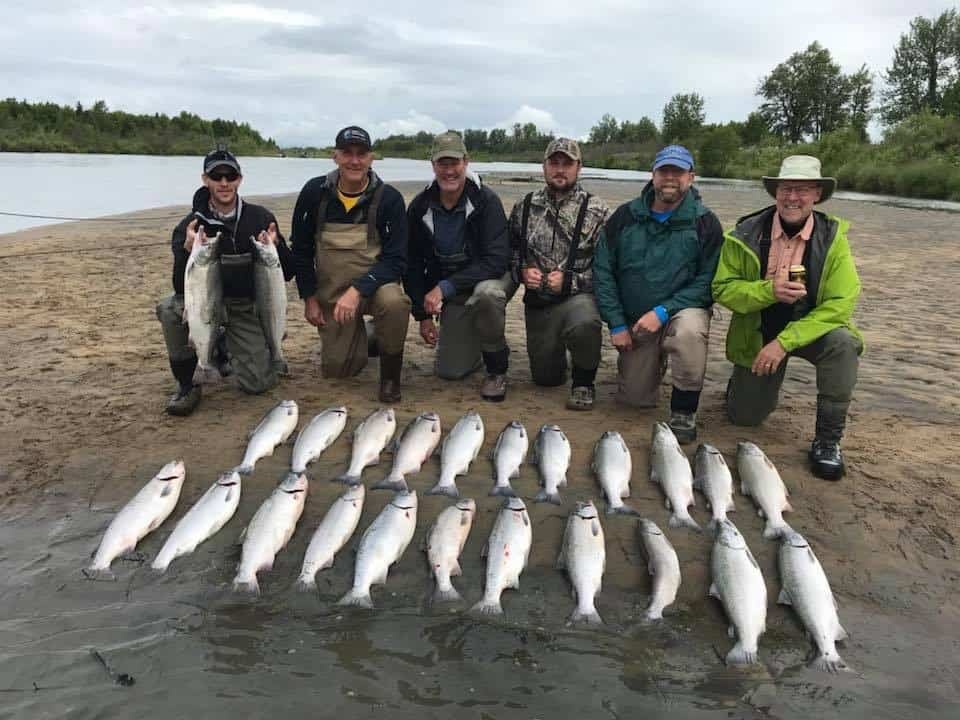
[431,152,467,161]
[762,176,836,203]
[204,161,241,175]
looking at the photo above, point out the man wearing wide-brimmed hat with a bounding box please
[713,155,863,480]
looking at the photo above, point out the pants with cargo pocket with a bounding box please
[316,282,411,378]
[156,293,277,395]
[616,307,711,407]
[524,293,602,386]
[435,273,516,380]
[725,327,862,443]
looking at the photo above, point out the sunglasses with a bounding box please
[208,170,239,182]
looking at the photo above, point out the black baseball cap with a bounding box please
[203,146,241,175]
[335,126,372,151]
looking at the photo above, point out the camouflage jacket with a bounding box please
[507,183,609,304]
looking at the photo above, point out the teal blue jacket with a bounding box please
[594,183,723,330]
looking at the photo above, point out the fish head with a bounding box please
[279,471,309,495]
[600,430,620,440]
[455,498,477,514]
[156,459,186,485]
[737,441,763,458]
[782,531,809,549]
[327,406,348,416]
[507,420,525,431]
[651,422,678,448]
[504,496,527,512]
[574,500,599,520]
[392,489,418,509]
[216,470,240,487]
[715,520,747,549]
[382,408,396,423]
[637,518,663,536]
[342,483,365,503]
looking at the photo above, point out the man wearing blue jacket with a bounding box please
[290,126,411,402]
[593,145,723,442]
[405,131,511,401]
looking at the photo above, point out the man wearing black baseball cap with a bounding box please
[290,126,411,402]
[594,145,723,442]
[156,146,296,415]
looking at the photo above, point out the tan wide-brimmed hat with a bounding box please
[762,155,836,203]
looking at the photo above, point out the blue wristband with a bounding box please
[610,325,627,335]
[654,305,669,324]
[438,279,456,299]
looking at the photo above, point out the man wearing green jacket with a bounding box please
[594,145,723,443]
[712,155,863,480]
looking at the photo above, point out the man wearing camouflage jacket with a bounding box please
[508,138,609,409]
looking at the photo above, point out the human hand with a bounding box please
[611,329,633,353]
[304,296,325,327]
[424,286,444,315]
[632,310,663,335]
[420,318,439,347]
[751,339,787,375]
[544,270,564,294]
[521,267,543,290]
[772,266,807,304]
[333,286,361,325]
[257,222,278,246]
[184,219,200,251]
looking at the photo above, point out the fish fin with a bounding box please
[727,625,736,639]
[668,513,702,533]
[319,557,335,571]
[489,485,517,498]
[745,547,760,570]
[224,487,235,503]
[533,488,561,505]
[777,588,792,605]
[740,481,748,495]
[664,497,672,510]
[232,575,261,595]
[555,546,566,570]
[160,484,173,497]
[836,624,849,642]
[757,507,765,518]
[643,605,664,621]
[371,477,408,492]
[470,598,503,616]
[510,575,521,590]
[294,575,317,592]
[374,568,389,586]
[451,560,462,577]
[569,607,603,626]
[708,583,719,598]
[81,567,117,582]
[238,525,247,544]
[337,588,374,609]
[426,482,459,498]
[460,512,470,527]
[725,642,758,666]
[433,585,463,604]
[480,541,488,559]
[334,473,362,486]
[649,468,660,485]
[784,499,795,513]
[591,519,600,537]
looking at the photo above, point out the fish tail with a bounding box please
[534,488,562,505]
[426,482,459,498]
[608,502,640,516]
[569,606,603,626]
[371,474,408,492]
[235,464,254,476]
[763,520,793,540]
[489,484,516,498]
[232,574,261,595]
[725,642,758,666]
[293,574,317,593]
[470,597,504,617]
[642,604,665,622]
[334,473,362,486]
[81,566,117,582]
[669,512,702,533]
[433,584,463,604]
[149,556,171,573]
[337,588,374,609]
[810,650,849,674]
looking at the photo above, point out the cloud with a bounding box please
[372,111,448,139]
[494,106,561,134]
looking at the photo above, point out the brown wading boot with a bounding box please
[167,384,201,416]
[378,352,403,403]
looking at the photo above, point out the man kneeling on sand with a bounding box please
[712,155,863,480]
[157,147,295,416]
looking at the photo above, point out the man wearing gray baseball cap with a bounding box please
[713,155,863,480]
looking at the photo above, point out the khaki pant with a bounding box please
[616,307,711,407]
[725,328,861,442]
[156,294,277,394]
[317,282,411,378]
[524,293,602,386]
[436,273,516,380]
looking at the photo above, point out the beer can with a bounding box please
[789,264,807,285]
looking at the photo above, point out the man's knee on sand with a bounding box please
[156,295,183,327]
[725,373,779,427]
[818,328,862,363]
[665,309,710,347]
[466,279,509,310]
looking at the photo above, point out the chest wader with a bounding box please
[220,252,278,394]
[313,185,385,378]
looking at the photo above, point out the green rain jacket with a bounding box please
[594,184,723,330]
[712,205,863,367]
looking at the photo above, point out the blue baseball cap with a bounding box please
[652,145,694,171]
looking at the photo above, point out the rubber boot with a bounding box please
[166,357,202,416]
[378,352,403,403]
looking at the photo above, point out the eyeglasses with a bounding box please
[208,170,239,182]
[776,184,819,197]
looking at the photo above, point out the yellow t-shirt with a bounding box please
[337,184,366,213]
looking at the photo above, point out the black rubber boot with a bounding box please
[166,357,201,416]
[378,352,403,403]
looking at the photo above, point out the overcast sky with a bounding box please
[1,1,955,146]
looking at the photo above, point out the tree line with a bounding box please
[0,99,280,155]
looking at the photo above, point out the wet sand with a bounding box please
[0,179,957,718]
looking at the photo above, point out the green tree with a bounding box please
[619,117,659,143]
[880,10,959,124]
[463,128,488,151]
[698,124,740,176]
[661,93,705,143]
[589,113,620,144]
[845,65,874,141]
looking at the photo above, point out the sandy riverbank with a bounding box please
[0,179,957,717]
